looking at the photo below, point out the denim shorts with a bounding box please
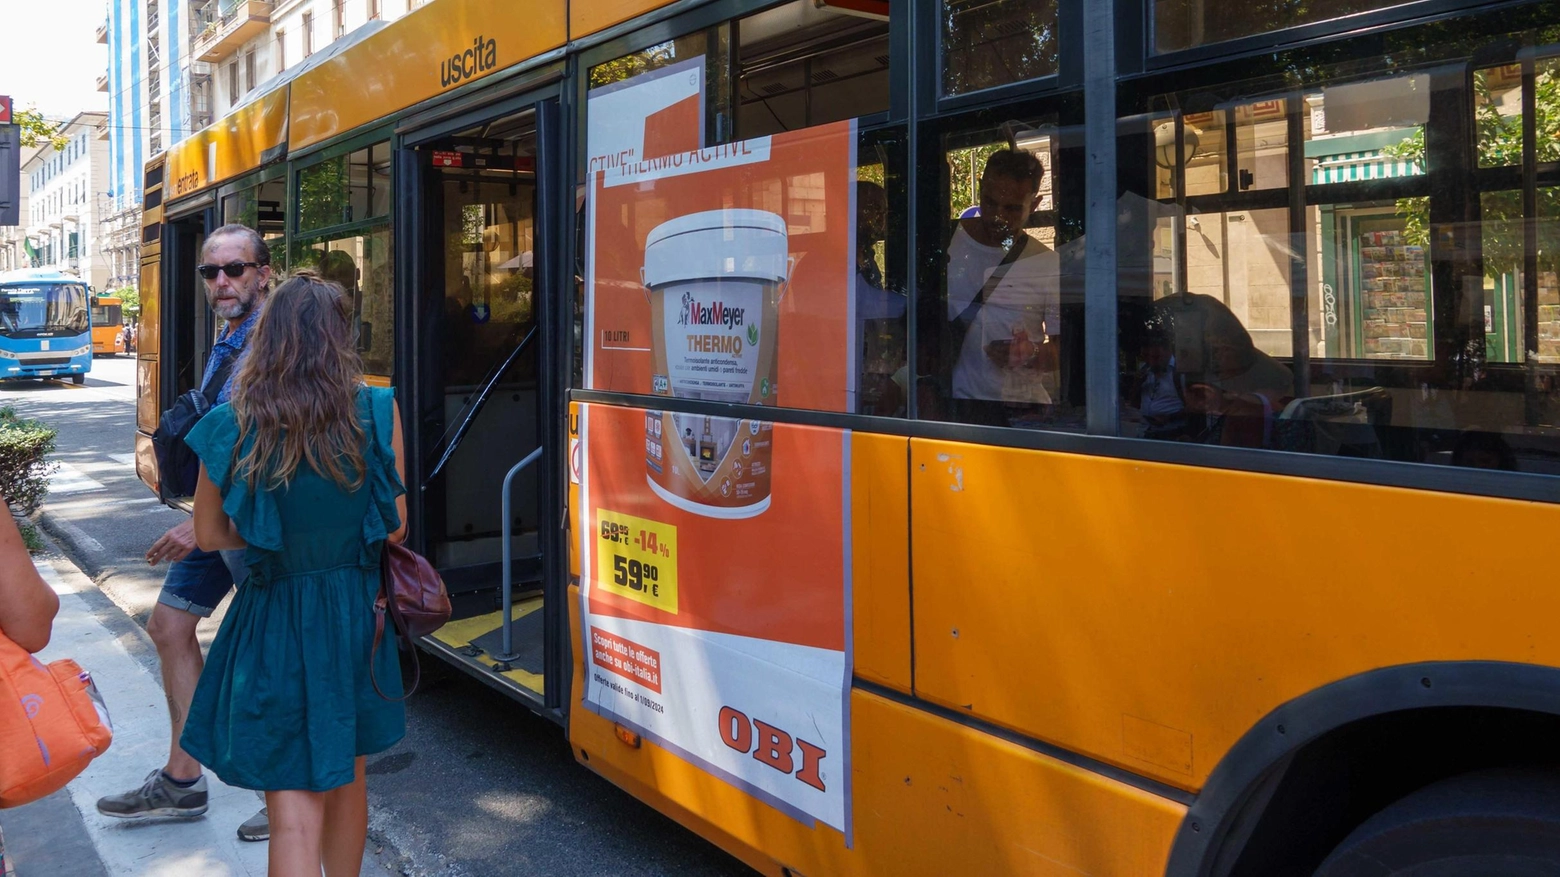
[156,547,247,618]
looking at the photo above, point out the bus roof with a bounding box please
[0,269,88,287]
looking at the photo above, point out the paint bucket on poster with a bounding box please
[641,209,790,518]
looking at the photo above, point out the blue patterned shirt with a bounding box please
[200,306,261,404]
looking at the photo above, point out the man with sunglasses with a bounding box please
[97,224,272,842]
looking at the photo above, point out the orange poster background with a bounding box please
[588,121,855,412]
[584,403,846,652]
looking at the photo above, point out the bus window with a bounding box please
[918,117,1084,429]
[1118,53,1560,473]
[940,0,1058,98]
[1155,0,1419,54]
[222,178,287,262]
[290,229,394,378]
[733,0,889,140]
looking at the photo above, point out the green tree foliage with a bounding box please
[1383,69,1560,277]
[296,155,349,232]
[588,41,678,89]
[14,108,67,151]
[113,286,141,318]
[940,0,1057,95]
[0,407,58,514]
[946,143,1002,218]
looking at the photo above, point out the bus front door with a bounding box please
[406,98,564,710]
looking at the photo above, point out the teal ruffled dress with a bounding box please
[179,386,406,792]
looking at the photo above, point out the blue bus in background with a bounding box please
[0,269,93,385]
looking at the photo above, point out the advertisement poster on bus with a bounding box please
[585,56,705,177]
[578,77,858,833]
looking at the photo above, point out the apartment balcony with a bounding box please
[96,71,109,92]
[192,0,272,63]
[96,19,108,44]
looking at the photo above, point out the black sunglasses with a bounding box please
[196,261,263,280]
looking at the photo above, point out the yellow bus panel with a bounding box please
[167,88,289,199]
[570,0,670,40]
[908,438,1560,792]
[287,0,566,151]
[569,596,1184,877]
[851,433,911,693]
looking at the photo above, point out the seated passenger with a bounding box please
[1159,293,1293,448]
[1128,331,1187,439]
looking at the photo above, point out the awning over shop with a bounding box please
[1312,150,1424,184]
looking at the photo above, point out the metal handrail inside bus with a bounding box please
[493,445,544,666]
[423,323,539,488]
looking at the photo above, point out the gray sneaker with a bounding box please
[97,769,209,819]
[236,807,269,842]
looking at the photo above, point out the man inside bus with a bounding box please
[945,148,1059,426]
[96,224,272,842]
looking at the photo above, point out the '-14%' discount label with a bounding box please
[596,509,679,614]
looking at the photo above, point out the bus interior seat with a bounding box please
[1275,386,1393,458]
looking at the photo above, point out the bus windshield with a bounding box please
[91,302,123,328]
[0,284,90,337]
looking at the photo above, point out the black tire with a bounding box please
[1314,769,1560,877]
[71,374,85,385]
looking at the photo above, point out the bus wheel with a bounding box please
[1314,769,1560,877]
[71,374,84,385]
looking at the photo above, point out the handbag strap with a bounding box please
[952,232,1031,330]
[370,543,422,702]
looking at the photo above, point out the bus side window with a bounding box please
[919,123,1083,431]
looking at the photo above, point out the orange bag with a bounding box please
[0,631,112,808]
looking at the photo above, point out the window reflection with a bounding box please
[1122,55,1560,475]
[290,228,394,377]
[735,0,889,139]
[1155,0,1416,53]
[941,0,1058,97]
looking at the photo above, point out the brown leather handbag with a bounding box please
[371,541,451,700]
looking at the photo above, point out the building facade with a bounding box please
[18,113,112,291]
[104,0,421,293]
[195,0,421,119]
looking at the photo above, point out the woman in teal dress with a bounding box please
[184,271,408,877]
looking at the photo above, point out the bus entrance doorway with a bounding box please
[409,102,560,706]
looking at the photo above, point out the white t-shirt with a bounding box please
[946,225,1008,322]
[951,237,1060,403]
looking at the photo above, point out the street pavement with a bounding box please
[0,356,750,876]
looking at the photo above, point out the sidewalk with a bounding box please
[1,549,394,876]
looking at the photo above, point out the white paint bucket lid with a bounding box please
[643,209,789,288]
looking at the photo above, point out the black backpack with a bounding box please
[151,357,236,500]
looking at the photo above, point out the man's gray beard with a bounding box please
[213,299,251,321]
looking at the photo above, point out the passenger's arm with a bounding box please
[0,504,59,652]
[389,402,408,545]
[192,464,245,550]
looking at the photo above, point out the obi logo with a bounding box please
[718,705,827,792]
[441,35,499,88]
[678,292,746,329]
[20,693,42,719]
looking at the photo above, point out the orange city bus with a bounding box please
[91,294,125,356]
[136,0,1560,873]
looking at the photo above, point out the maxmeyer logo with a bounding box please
[676,291,745,328]
[440,36,498,88]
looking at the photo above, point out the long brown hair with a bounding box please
[231,270,366,491]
